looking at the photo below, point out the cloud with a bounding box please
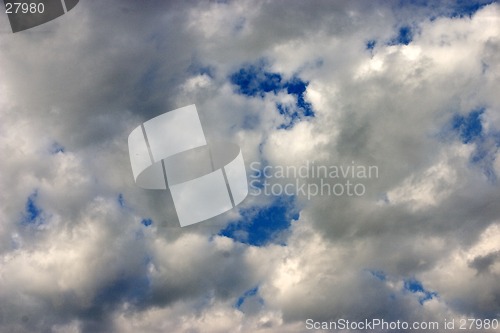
[0,0,499,332]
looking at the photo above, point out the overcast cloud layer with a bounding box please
[0,1,499,332]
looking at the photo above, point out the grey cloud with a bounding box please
[0,1,499,332]
[469,250,500,274]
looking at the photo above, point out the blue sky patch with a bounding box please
[276,103,300,129]
[235,286,260,309]
[21,190,44,225]
[117,194,125,208]
[230,64,282,97]
[368,269,387,281]
[141,218,153,227]
[452,108,484,144]
[389,26,413,45]
[449,0,496,18]
[399,0,495,20]
[404,278,425,293]
[234,286,264,312]
[404,278,438,304]
[219,196,300,247]
[449,108,500,181]
[230,61,315,128]
[285,77,315,117]
[366,40,376,50]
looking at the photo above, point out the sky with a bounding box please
[0,0,499,332]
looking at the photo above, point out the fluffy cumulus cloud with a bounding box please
[0,0,499,332]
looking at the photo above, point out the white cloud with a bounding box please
[0,1,499,332]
